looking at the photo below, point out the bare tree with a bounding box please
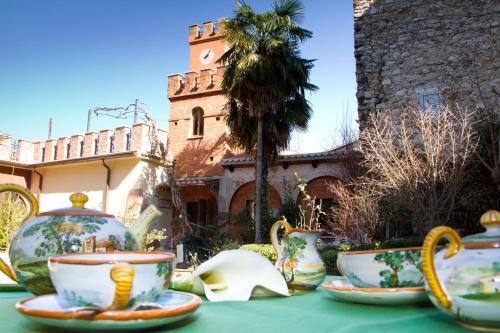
[324,103,359,150]
[327,181,382,245]
[329,106,478,242]
[359,106,478,236]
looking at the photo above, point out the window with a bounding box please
[66,143,71,158]
[416,88,442,111]
[53,145,58,160]
[41,148,45,162]
[192,108,204,136]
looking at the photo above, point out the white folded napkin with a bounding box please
[172,249,289,302]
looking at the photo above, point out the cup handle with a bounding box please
[108,263,135,310]
[422,226,462,309]
[270,217,292,261]
[0,184,39,283]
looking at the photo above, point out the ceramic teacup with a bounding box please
[48,251,175,310]
[337,247,424,288]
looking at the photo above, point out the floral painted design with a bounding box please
[374,250,423,288]
[126,287,161,308]
[61,290,98,307]
[156,262,171,277]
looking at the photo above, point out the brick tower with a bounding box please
[167,19,233,226]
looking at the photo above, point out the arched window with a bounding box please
[192,108,204,136]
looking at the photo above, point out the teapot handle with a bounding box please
[0,184,39,283]
[270,218,292,261]
[422,226,462,309]
[0,184,39,225]
[108,262,135,310]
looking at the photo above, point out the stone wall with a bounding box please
[354,0,499,128]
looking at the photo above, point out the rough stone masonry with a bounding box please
[353,0,499,128]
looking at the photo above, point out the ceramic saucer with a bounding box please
[16,290,201,331]
[321,278,429,305]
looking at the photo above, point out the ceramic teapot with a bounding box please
[422,210,500,331]
[0,184,162,295]
[270,218,326,291]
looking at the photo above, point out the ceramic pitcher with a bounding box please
[270,218,326,290]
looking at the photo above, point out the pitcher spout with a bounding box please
[129,205,162,251]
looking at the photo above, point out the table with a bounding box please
[0,277,472,333]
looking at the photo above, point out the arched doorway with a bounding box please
[296,176,340,229]
[179,185,218,227]
[229,181,281,241]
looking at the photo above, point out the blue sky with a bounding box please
[0,0,357,153]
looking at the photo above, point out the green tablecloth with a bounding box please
[0,277,472,333]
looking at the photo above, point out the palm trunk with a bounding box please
[255,116,264,244]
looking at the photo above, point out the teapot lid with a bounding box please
[38,193,115,218]
[462,210,500,244]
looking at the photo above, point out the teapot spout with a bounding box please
[129,205,162,251]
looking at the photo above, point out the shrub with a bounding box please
[0,192,27,252]
[209,235,240,257]
[318,247,339,275]
[380,238,424,249]
[240,244,277,263]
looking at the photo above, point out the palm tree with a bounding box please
[219,0,316,243]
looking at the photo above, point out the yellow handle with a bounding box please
[0,183,39,224]
[108,263,135,310]
[422,226,462,309]
[270,217,292,260]
[0,184,39,283]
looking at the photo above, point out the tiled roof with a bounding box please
[175,176,221,186]
[221,140,360,166]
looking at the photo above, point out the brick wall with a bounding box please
[16,140,34,164]
[297,176,339,202]
[70,135,83,158]
[0,136,12,161]
[83,132,98,157]
[56,137,69,160]
[98,130,113,154]
[44,139,56,162]
[114,126,130,152]
[168,93,233,178]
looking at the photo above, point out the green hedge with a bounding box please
[239,244,277,263]
[318,247,340,275]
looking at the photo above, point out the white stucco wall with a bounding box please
[31,157,167,217]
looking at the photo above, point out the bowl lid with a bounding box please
[462,210,500,244]
[38,193,115,218]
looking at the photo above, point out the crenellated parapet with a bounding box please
[167,66,226,101]
[188,19,226,45]
[2,124,168,165]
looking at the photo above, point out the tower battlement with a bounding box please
[167,66,226,100]
[189,19,226,44]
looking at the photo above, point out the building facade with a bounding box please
[167,20,356,239]
[0,124,171,238]
[354,0,499,128]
